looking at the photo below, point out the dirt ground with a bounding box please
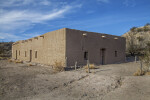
[0,60,150,100]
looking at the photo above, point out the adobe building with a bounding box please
[12,28,126,67]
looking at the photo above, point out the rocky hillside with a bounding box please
[0,42,13,59]
[122,24,150,55]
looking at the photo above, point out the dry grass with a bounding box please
[27,64,33,66]
[133,69,145,76]
[0,57,3,60]
[53,61,64,72]
[15,60,23,63]
[84,64,97,69]
[0,57,9,60]
[134,67,150,76]
[8,59,13,62]
[145,71,150,75]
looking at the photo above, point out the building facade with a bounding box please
[12,28,126,66]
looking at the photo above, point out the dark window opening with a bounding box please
[115,51,117,57]
[84,51,88,60]
[16,50,17,59]
[35,51,37,58]
[19,51,20,56]
[25,51,27,57]
[101,48,106,65]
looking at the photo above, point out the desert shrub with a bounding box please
[0,57,3,60]
[125,31,140,56]
[134,45,150,76]
[137,28,143,32]
[145,23,150,26]
[0,42,13,57]
[125,24,150,56]
[145,71,150,75]
[84,64,97,69]
[8,59,13,62]
[143,26,150,32]
[53,61,64,72]
[0,56,9,60]
[137,36,144,42]
[27,64,33,66]
[130,27,137,32]
[15,60,23,63]
[146,42,150,47]
[133,69,145,76]
[140,48,150,72]
[85,70,89,73]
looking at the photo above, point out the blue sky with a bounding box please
[0,0,150,41]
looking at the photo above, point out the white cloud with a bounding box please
[0,32,41,41]
[0,6,71,23]
[123,0,136,7]
[40,0,51,6]
[0,0,32,7]
[86,10,95,14]
[97,0,109,3]
[75,4,83,8]
[0,36,5,39]
[33,6,71,22]
[0,0,51,7]
[0,6,72,31]
[22,0,34,5]
[0,0,83,41]
[0,33,23,41]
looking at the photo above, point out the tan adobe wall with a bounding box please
[12,28,125,67]
[66,28,126,66]
[12,28,66,66]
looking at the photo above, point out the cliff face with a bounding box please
[122,25,150,55]
[0,42,13,59]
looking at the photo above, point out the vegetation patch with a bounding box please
[145,71,150,75]
[133,69,145,76]
[0,42,13,59]
[15,60,23,63]
[53,61,65,72]
[27,64,33,66]
[84,64,98,69]
[0,56,9,60]
[133,69,150,76]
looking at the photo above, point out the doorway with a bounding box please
[29,50,32,62]
[16,50,17,60]
[100,48,106,65]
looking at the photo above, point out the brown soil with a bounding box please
[0,60,150,100]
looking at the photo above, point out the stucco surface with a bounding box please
[12,28,125,66]
[66,28,126,66]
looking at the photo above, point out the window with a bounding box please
[19,51,20,56]
[84,51,88,60]
[25,51,27,57]
[115,51,117,57]
[35,51,37,58]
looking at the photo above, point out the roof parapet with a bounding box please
[29,39,32,41]
[25,40,28,42]
[34,37,38,39]
[40,35,44,38]
[21,40,25,43]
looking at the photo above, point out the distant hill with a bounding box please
[0,42,13,59]
[122,24,150,56]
